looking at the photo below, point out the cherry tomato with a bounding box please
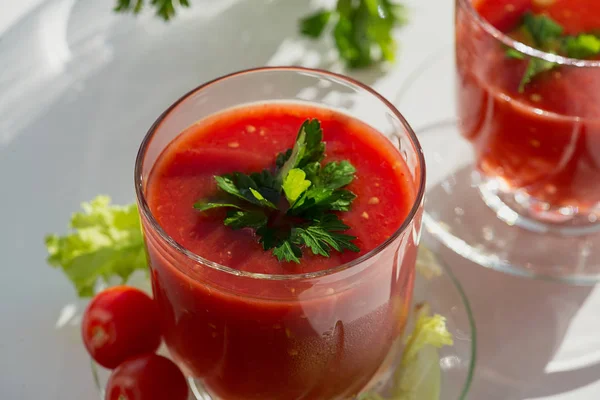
[105,354,189,400]
[82,286,161,369]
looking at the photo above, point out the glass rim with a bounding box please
[457,0,600,68]
[134,66,426,281]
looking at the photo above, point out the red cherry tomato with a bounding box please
[105,354,189,400]
[82,286,161,369]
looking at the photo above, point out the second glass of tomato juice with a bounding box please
[456,0,600,232]
[134,67,425,400]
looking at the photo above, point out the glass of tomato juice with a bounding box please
[456,0,600,233]
[134,67,425,399]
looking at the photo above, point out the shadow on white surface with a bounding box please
[423,162,600,282]
[423,166,599,399]
[426,222,597,400]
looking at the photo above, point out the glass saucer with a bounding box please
[395,51,600,284]
[91,245,476,400]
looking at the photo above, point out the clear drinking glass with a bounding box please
[134,67,425,400]
[455,0,600,235]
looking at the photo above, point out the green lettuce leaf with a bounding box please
[44,196,146,297]
[392,304,453,400]
[359,303,453,400]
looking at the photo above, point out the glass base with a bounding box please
[477,173,600,237]
[187,360,401,400]
[186,343,401,400]
[419,120,600,284]
[187,376,389,400]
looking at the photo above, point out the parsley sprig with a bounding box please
[114,0,189,20]
[113,0,408,69]
[193,119,360,263]
[299,0,408,68]
[506,12,600,92]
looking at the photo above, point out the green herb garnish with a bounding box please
[564,34,600,59]
[506,12,600,92]
[506,12,563,92]
[518,57,557,92]
[113,0,408,68]
[114,0,189,21]
[45,196,147,297]
[193,119,360,263]
[299,0,409,68]
[521,12,564,47]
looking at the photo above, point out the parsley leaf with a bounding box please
[214,175,245,199]
[114,0,190,21]
[276,149,292,169]
[193,201,244,212]
[277,119,325,182]
[564,34,600,59]
[196,118,359,263]
[328,189,357,211]
[506,13,600,92]
[505,48,525,60]
[283,169,312,204]
[292,214,360,257]
[249,170,281,204]
[522,12,563,47]
[518,57,556,92]
[317,161,357,189]
[224,210,268,230]
[300,0,409,69]
[505,12,564,92]
[273,241,302,264]
[303,161,356,189]
[290,188,357,217]
[288,158,357,217]
[302,161,321,183]
[256,225,279,251]
[300,10,332,38]
[264,214,360,263]
[44,196,146,297]
[215,172,279,209]
[299,119,327,167]
[257,225,304,263]
[193,200,268,230]
[248,187,278,209]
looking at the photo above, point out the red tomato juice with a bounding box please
[141,102,419,399]
[457,0,600,215]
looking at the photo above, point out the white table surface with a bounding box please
[1,1,600,399]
